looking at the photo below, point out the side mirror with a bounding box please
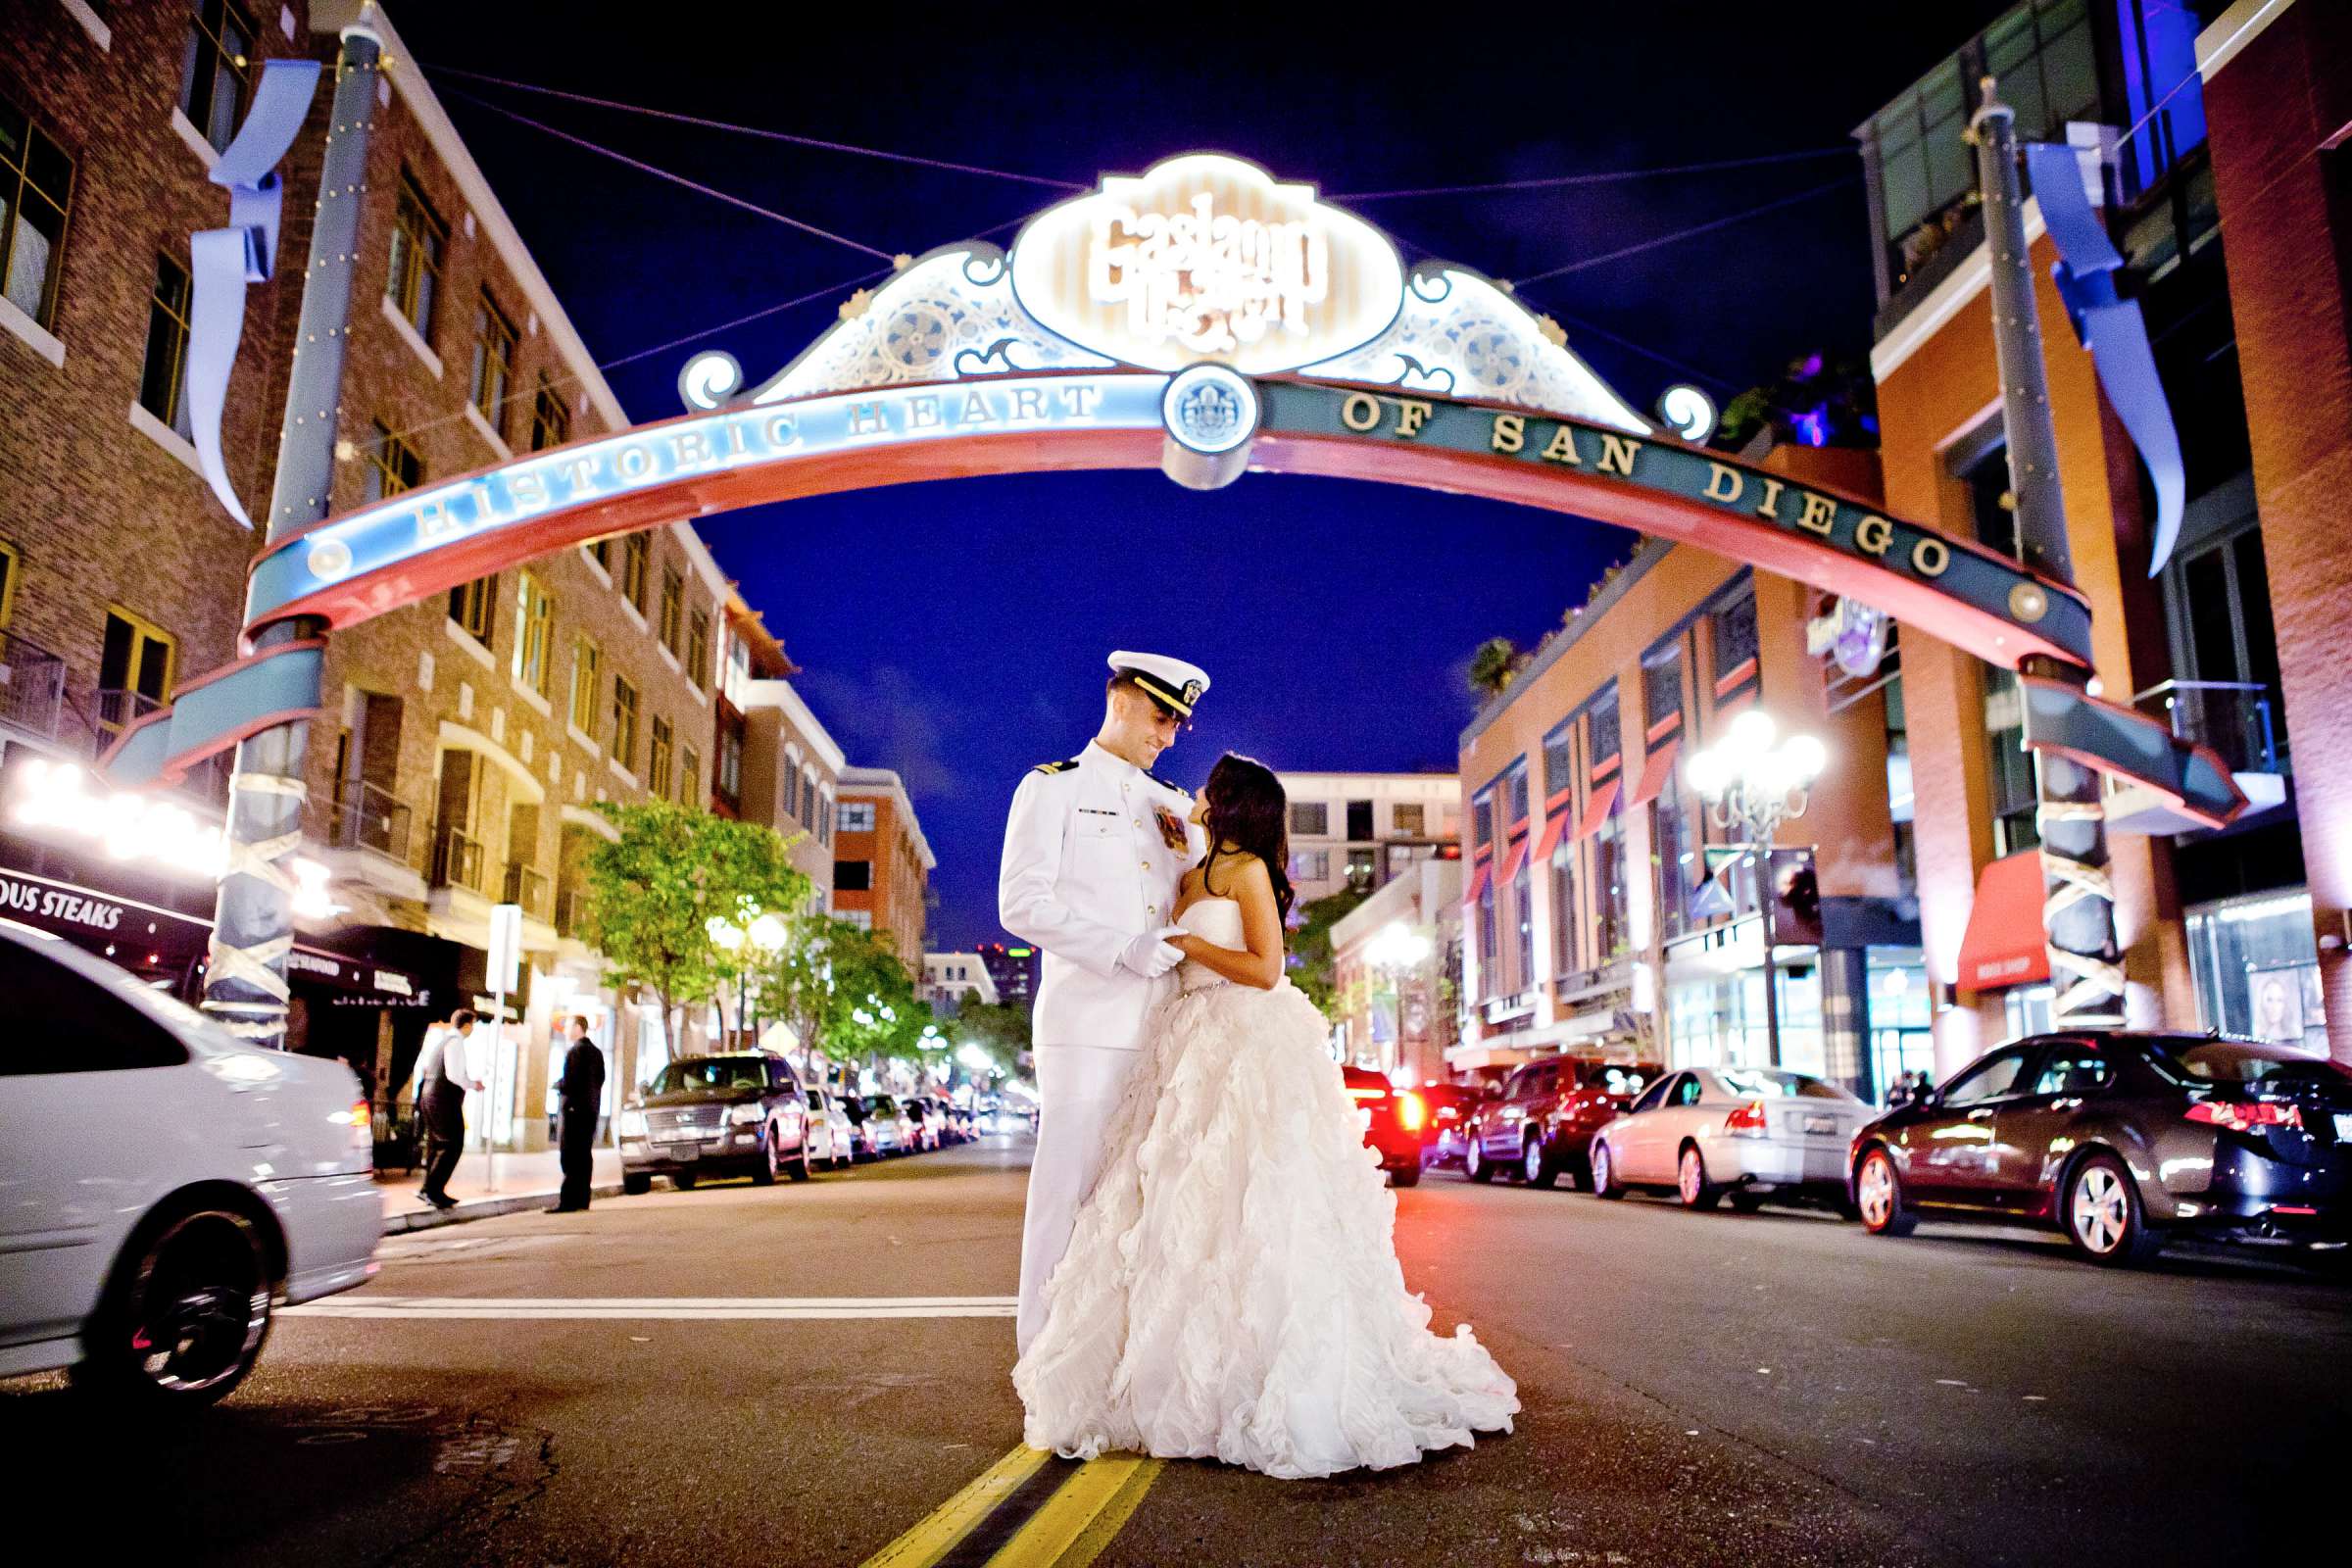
[1482,1083,1502,1101]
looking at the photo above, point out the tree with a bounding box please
[951,1000,1034,1077]
[1467,636,1522,700]
[581,801,809,1066]
[757,911,925,1085]
[1715,351,1880,453]
[1289,887,1371,1017]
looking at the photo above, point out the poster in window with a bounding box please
[2243,961,2323,1050]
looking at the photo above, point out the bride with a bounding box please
[1013,753,1518,1479]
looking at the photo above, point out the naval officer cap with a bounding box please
[1108,651,1211,720]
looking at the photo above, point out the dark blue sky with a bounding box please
[404,4,2007,949]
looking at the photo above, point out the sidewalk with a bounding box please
[374,1147,626,1234]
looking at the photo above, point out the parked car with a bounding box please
[619,1054,812,1191]
[0,921,381,1405]
[1463,1055,1661,1188]
[1346,1066,1427,1187]
[1849,1031,2352,1266]
[947,1101,976,1142]
[804,1087,856,1170]
[1590,1066,1875,1211]
[861,1094,918,1155]
[1415,1082,1482,1171]
[909,1095,949,1151]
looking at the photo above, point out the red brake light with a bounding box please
[1724,1100,1769,1134]
[2185,1100,2302,1134]
[1397,1092,1427,1132]
[1347,1084,1389,1102]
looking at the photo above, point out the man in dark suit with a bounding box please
[416,1008,480,1209]
[551,1013,607,1213]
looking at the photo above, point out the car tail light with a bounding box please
[1348,1085,1390,1102]
[1724,1100,1769,1135]
[2186,1099,2303,1134]
[330,1099,372,1152]
[1397,1092,1427,1132]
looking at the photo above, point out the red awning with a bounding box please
[1570,778,1621,843]
[1955,852,2050,991]
[1626,739,1682,808]
[1498,833,1530,883]
[1531,808,1569,862]
[1461,861,1493,907]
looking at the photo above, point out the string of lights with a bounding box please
[1331,146,1855,201]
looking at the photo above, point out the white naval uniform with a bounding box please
[999,739,1201,1352]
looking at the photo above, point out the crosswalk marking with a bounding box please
[285,1295,1018,1320]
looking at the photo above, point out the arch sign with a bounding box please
[105,153,2244,826]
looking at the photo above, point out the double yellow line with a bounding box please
[861,1445,1164,1568]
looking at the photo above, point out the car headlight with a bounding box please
[619,1109,647,1137]
[728,1102,764,1125]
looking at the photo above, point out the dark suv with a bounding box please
[1465,1055,1662,1188]
[620,1053,813,1192]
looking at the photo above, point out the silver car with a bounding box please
[804,1088,856,1169]
[1591,1066,1875,1211]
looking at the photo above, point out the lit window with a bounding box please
[679,744,700,806]
[385,172,447,338]
[137,255,194,438]
[687,609,710,690]
[177,1,255,154]
[0,538,18,628]
[660,567,683,653]
[511,571,552,696]
[531,374,571,452]
[568,634,600,734]
[97,607,174,735]
[1,95,75,330]
[648,715,673,798]
[838,800,875,834]
[469,292,517,437]
[621,534,650,610]
[363,420,421,502]
[610,676,639,770]
[448,576,496,644]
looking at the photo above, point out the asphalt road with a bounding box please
[8,1134,2345,1567]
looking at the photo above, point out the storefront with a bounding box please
[2185,889,2328,1051]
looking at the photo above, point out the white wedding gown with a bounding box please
[1012,898,1519,1479]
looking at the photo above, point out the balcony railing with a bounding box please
[503,859,552,920]
[431,826,486,894]
[2136,680,2280,777]
[555,886,587,939]
[0,630,68,741]
[324,778,413,860]
[94,686,167,734]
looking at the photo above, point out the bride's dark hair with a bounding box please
[1200,753,1296,922]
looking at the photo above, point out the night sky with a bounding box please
[400,4,2009,949]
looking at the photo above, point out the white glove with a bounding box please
[1118,926,1189,978]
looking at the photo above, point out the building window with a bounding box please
[1477,874,1498,999]
[385,172,447,339]
[0,538,17,627]
[678,744,700,805]
[1984,666,2039,855]
[717,723,742,804]
[648,714,673,798]
[1644,644,1684,732]
[1589,686,1621,768]
[531,374,570,452]
[610,675,639,769]
[98,607,174,734]
[1654,768,1699,942]
[839,800,875,834]
[816,792,832,845]
[137,254,195,438]
[1,97,74,330]
[1592,809,1628,960]
[620,534,650,611]
[568,634,600,733]
[363,420,421,502]
[448,576,495,644]
[1513,853,1535,987]
[1550,833,1580,974]
[511,571,552,696]
[835,859,873,893]
[1347,848,1376,893]
[1290,802,1328,836]
[687,608,710,689]
[1504,765,1531,830]
[1393,803,1425,837]
[469,292,517,436]
[1541,725,1573,804]
[659,567,684,654]
[1711,589,1759,699]
[839,908,872,932]
[177,1,255,153]
[723,632,752,705]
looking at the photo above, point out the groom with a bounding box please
[1000,650,1210,1352]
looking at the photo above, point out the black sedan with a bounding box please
[1848,1031,2352,1266]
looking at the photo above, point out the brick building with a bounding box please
[833,766,934,970]
[729,605,845,906]
[0,1,733,1144]
[1272,770,1460,906]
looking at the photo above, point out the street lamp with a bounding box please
[707,906,789,1047]
[1685,709,1827,1068]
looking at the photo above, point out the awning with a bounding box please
[1531,808,1569,862]
[1955,852,2050,991]
[1570,779,1622,843]
[1626,739,1682,809]
[287,945,432,1008]
[1497,833,1530,883]
[1460,861,1492,908]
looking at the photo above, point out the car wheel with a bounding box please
[752,1126,781,1187]
[622,1173,653,1196]
[1855,1147,1915,1237]
[73,1204,273,1407]
[671,1170,699,1191]
[787,1137,813,1182]
[1390,1163,1422,1189]
[1677,1145,1721,1211]
[1523,1138,1557,1190]
[1464,1138,1494,1183]
[2064,1152,2162,1267]
[1591,1140,1626,1200]
[1728,1191,1767,1215]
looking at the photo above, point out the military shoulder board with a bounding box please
[1032,757,1083,775]
[1148,769,1188,795]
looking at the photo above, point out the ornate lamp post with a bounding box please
[1686,710,1827,1068]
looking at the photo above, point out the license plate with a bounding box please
[1804,1114,1838,1136]
[2335,1113,2352,1143]
[661,1142,700,1159]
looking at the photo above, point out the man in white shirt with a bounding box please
[1000,651,1208,1352]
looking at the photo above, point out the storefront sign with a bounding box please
[1805,596,1890,678]
[0,867,132,933]
[1010,154,1403,373]
[289,946,431,1007]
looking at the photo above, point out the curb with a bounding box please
[382,1180,627,1234]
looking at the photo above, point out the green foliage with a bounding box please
[950,1000,1033,1075]
[1289,887,1371,1017]
[757,911,929,1071]
[1467,636,1522,700]
[581,800,810,1043]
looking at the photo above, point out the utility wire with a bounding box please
[443,87,898,260]
[1333,146,1855,201]
[1513,175,1854,286]
[420,62,1089,191]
